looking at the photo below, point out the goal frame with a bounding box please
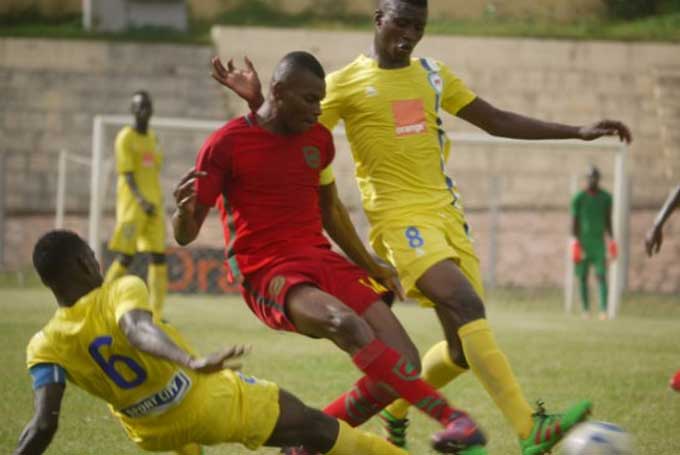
[87,115,630,318]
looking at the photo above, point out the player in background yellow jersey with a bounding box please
[214,2,634,454]
[13,230,409,455]
[106,91,167,318]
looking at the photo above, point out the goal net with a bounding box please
[83,114,630,316]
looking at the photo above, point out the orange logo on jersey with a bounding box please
[358,277,388,294]
[142,151,155,167]
[268,275,286,297]
[391,99,426,136]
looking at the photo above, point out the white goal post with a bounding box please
[88,115,223,262]
[87,115,630,317]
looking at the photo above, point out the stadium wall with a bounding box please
[1,33,680,292]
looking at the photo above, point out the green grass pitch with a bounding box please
[1,288,679,454]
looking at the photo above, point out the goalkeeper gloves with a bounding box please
[571,239,583,263]
[608,239,618,260]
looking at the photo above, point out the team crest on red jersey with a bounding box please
[302,146,321,169]
[268,275,286,297]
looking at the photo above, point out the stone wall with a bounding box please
[0,38,227,214]
[2,33,680,293]
[213,27,680,209]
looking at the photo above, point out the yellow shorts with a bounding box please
[109,206,166,255]
[371,205,485,306]
[121,370,280,452]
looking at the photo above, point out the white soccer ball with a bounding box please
[560,421,633,455]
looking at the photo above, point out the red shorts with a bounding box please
[240,247,392,332]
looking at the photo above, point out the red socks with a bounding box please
[323,375,394,426]
[351,338,456,426]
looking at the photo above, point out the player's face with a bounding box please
[375,2,427,65]
[587,173,600,190]
[276,70,325,134]
[131,94,153,124]
[78,244,104,287]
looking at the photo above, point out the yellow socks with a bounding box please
[174,443,202,455]
[148,263,167,319]
[459,318,534,438]
[326,420,407,455]
[384,340,467,419]
[104,260,127,283]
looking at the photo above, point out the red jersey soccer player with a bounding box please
[172,51,488,454]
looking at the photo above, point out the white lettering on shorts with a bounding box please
[120,371,192,418]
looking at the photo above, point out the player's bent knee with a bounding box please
[438,290,486,322]
[326,310,374,353]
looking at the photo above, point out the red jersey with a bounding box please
[195,113,335,278]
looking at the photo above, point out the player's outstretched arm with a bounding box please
[13,383,65,455]
[172,168,210,246]
[211,56,264,111]
[119,309,248,373]
[457,97,632,143]
[645,184,680,257]
[319,182,405,300]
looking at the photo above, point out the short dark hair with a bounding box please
[379,0,427,9]
[586,165,601,178]
[273,51,325,82]
[33,230,87,285]
[401,0,427,7]
[132,90,151,100]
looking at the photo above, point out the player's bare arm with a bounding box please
[319,182,405,300]
[212,56,264,110]
[645,184,680,257]
[172,167,210,246]
[13,383,65,455]
[124,172,155,216]
[211,56,264,112]
[457,97,633,143]
[119,308,249,373]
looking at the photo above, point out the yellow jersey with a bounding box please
[320,54,476,233]
[115,126,163,212]
[26,276,197,424]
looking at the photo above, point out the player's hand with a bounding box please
[211,56,264,110]
[578,120,632,143]
[371,264,406,301]
[187,345,251,374]
[139,199,156,216]
[645,225,663,257]
[174,167,207,216]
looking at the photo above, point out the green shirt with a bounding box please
[571,189,612,249]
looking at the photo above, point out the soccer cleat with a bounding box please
[519,399,592,455]
[379,409,410,448]
[431,411,488,454]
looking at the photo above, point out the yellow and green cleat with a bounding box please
[519,400,592,455]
